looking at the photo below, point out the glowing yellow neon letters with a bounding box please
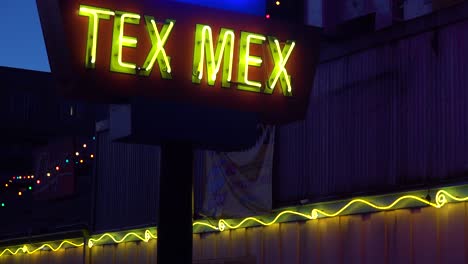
[78,5,115,69]
[140,17,175,78]
[79,5,175,78]
[110,11,141,74]
[78,5,296,96]
[266,37,295,96]
[193,25,235,88]
[237,32,266,92]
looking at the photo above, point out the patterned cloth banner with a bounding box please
[202,125,274,218]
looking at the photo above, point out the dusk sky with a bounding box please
[0,0,50,72]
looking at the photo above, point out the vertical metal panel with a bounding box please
[276,19,468,204]
[90,239,157,264]
[94,131,160,232]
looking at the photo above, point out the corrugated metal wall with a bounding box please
[89,240,158,264]
[276,18,468,204]
[94,131,161,232]
[3,201,468,263]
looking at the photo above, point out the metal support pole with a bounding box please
[158,141,193,263]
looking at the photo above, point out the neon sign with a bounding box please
[78,5,295,96]
[36,0,319,123]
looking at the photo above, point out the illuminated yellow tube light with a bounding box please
[87,229,157,248]
[0,229,157,256]
[192,189,468,232]
[2,188,468,257]
[0,240,84,257]
[78,5,115,68]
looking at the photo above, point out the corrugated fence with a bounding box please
[276,18,468,204]
[94,131,161,232]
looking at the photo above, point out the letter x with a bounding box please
[266,36,295,96]
[140,17,175,79]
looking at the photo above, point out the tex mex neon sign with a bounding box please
[36,0,319,123]
[79,5,296,96]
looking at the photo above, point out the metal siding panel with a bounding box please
[95,131,160,232]
[443,202,467,262]
[230,228,247,258]
[263,225,280,264]
[342,215,363,264]
[364,212,387,263]
[412,207,439,264]
[279,222,300,264]
[277,20,468,204]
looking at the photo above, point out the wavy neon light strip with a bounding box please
[88,229,157,248]
[2,189,468,256]
[192,189,468,231]
[0,229,157,256]
[0,240,84,257]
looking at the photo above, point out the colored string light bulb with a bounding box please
[18,192,22,196]
[266,14,270,19]
[276,1,280,6]
[47,172,51,177]
[4,184,8,187]
[28,186,32,190]
[55,166,60,171]
[31,175,34,179]
[93,136,96,140]
[90,154,94,158]
[1,203,4,207]
[66,159,69,163]
[80,159,84,164]
[75,152,80,156]
[83,144,87,148]
[36,180,41,184]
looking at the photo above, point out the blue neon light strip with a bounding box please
[170,0,265,16]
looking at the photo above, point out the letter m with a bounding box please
[192,25,235,88]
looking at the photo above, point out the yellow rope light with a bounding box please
[192,221,219,230]
[310,194,439,219]
[88,229,157,248]
[217,210,314,231]
[0,229,157,256]
[25,241,85,254]
[2,189,468,256]
[193,189,468,231]
[0,247,25,256]
[0,240,84,257]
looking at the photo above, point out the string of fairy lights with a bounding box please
[0,136,96,207]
